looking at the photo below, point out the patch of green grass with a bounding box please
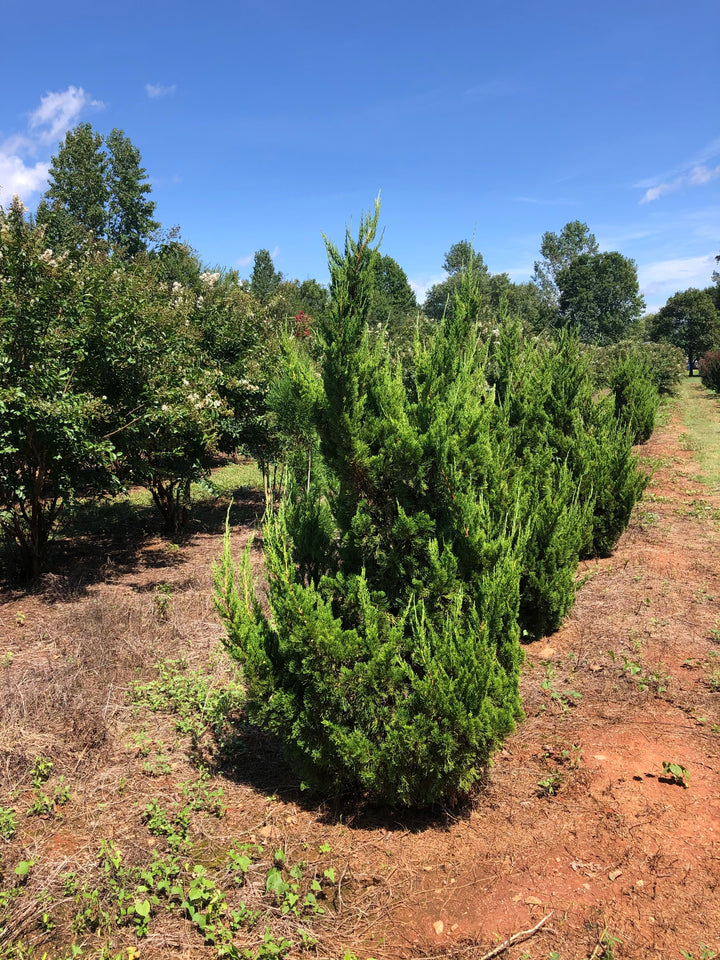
[674,379,720,494]
[59,459,264,540]
[201,460,263,499]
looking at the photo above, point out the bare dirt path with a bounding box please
[1,382,719,960]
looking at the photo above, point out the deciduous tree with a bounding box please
[556,251,645,344]
[422,240,489,320]
[649,288,720,375]
[533,220,599,314]
[106,128,159,257]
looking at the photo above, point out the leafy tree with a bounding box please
[42,122,108,238]
[106,128,159,257]
[556,251,645,344]
[533,220,599,314]
[0,201,120,575]
[38,123,158,256]
[650,288,720,375]
[149,235,203,291]
[250,249,282,303]
[422,240,490,320]
[282,277,331,321]
[368,253,417,329]
[487,273,546,331]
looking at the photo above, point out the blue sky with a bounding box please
[1,0,718,312]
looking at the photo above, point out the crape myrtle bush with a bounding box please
[699,350,720,393]
[214,203,651,807]
[0,201,261,573]
[589,340,685,397]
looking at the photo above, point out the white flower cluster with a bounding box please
[39,248,59,268]
[237,377,260,393]
[186,392,222,409]
[200,271,220,288]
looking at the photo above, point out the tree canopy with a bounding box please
[250,249,283,303]
[422,241,489,320]
[649,288,720,374]
[556,251,645,344]
[38,123,158,256]
[533,220,599,314]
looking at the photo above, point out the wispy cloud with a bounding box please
[236,253,253,268]
[146,83,177,99]
[29,86,104,143]
[408,272,445,305]
[638,253,716,308]
[0,86,103,205]
[639,137,720,204]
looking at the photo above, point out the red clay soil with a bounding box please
[1,396,719,960]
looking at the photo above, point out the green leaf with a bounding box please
[265,867,288,897]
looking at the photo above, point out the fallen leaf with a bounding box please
[525,896,542,906]
[433,920,444,935]
[608,869,623,881]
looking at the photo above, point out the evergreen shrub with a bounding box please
[609,353,660,444]
[213,205,651,805]
[214,204,525,806]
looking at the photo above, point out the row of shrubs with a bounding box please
[214,205,675,807]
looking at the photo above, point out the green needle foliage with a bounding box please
[609,352,660,445]
[215,201,525,806]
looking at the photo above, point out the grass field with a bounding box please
[674,376,720,493]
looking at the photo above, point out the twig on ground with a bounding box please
[477,912,553,960]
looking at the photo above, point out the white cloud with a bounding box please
[236,253,253,268]
[640,181,678,204]
[0,86,103,206]
[270,245,280,260]
[408,272,445,305]
[29,86,103,143]
[146,83,177,99]
[638,253,716,309]
[0,155,49,205]
[689,163,720,186]
[639,142,720,204]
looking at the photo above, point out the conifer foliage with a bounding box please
[214,202,525,805]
